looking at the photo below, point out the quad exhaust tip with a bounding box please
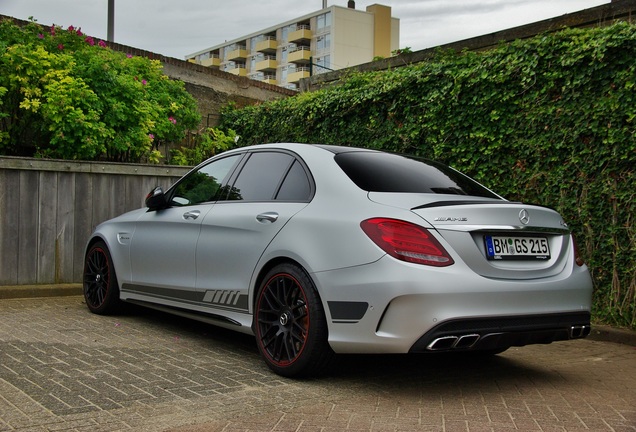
[427,334,480,351]
[570,325,591,339]
[427,325,591,351]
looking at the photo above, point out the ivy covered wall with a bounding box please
[220,23,636,328]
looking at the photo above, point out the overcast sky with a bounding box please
[1,0,609,60]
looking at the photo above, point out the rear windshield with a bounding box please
[334,152,500,198]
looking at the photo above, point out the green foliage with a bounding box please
[0,19,200,162]
[392,46,412,56]
[221,23,636,329]
[170,128,239,166]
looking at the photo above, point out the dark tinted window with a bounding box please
[229,152,294,201]
[276,160,311,201]
[335,152,499,198]
[170,154,241,206]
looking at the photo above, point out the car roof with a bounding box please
[312,144,380,155]
[235,143,380,155]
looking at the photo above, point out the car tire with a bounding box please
[83,241,122,315]
[254,263,334,378]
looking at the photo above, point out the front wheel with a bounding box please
[83,241,122,315]
[254,263,334,377]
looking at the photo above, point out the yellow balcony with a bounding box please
[288,48,311,64]
[288,27,312,43]
[255,58,278,72]
[228,67,247,77]
[287,68,310,83]
[255,38,277,53]
[226,48,248,61]
[262,76,277,85]
[200,57,220,67]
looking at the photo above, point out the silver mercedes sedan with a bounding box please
[83,143,593,377]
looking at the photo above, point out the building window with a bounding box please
[281,45,291,62]
[316,12,332,32]
[316,34,331,51]
[314,55,331,74]
[282,24,296,42]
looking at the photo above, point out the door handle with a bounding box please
[183,210,200,220]
[256,212,279,223]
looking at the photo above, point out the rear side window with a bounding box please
[226,151,312,202]
[335,152,499,198]
[276,160,311,201]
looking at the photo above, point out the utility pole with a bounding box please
[107,0,114,42]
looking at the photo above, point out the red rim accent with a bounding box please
[255,273,310,367]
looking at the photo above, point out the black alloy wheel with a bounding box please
[255,263,333,377]
[83,241,121,315]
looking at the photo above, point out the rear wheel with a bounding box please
[254,263,333,377]
[83,241,122,315]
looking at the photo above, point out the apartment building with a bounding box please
[186,2,399,90]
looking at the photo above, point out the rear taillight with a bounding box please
[361,218,454,267]
[572,235,585,267]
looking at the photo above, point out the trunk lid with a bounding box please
[368,193,572,280]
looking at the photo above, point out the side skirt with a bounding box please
[124,298,255,335]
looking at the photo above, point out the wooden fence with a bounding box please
[0,157,191,286]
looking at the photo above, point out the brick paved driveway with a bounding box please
[0,296,634,432]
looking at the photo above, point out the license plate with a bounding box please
[484,235,550,260]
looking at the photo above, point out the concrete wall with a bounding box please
[332,7,375,69]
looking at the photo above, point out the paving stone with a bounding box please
[0,296,635,431]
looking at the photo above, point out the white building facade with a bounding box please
[186,3,399,90]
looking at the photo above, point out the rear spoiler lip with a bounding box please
[411,200,523,210]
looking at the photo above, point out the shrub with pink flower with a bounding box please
[0,19,201,163]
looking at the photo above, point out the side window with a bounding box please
[170,154,241,206]
[276,160,311,201]
[229,152,294,201]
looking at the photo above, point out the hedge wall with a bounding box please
[220,23,636,329]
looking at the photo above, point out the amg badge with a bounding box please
[434,217,468,222]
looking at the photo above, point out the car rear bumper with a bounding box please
[408,312,591,353]
[313,255,593,354]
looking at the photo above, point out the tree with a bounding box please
[0,19,200,162]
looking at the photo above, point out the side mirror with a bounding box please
[145,186,168,211]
